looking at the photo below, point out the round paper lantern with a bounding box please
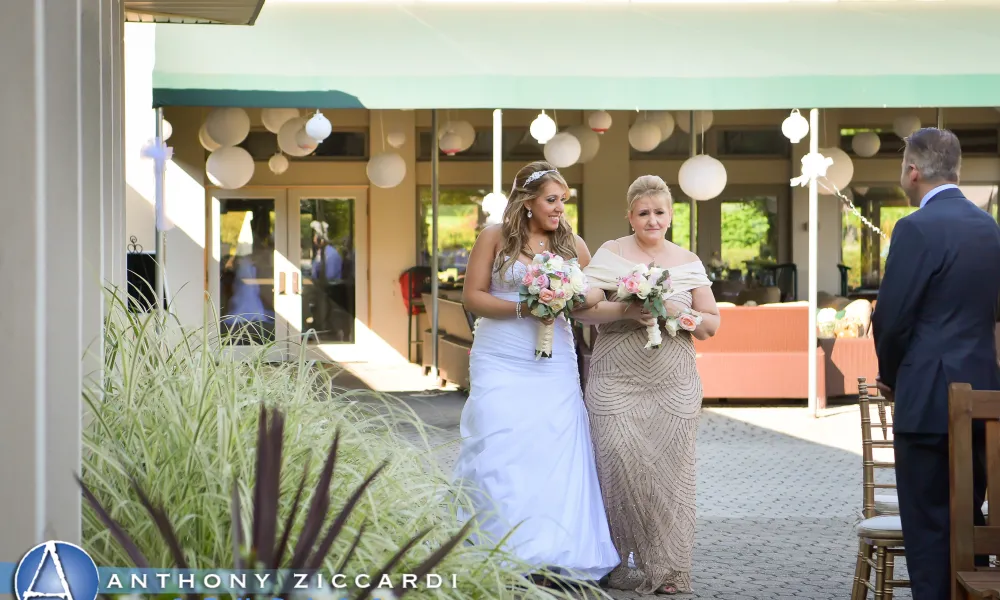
[893,115,921,139]
[161,120,173,141]
[567,124,600,163]
[206,146,254,190]
[260,108,300,134]
[439,120,475,152]
[854,186,869,196]
[305,110,332,142]
[588,110,612,134]
[268,153,289,175]
[650,111,675,142]
[543,132,582,168]
[676,110,714,134]
[387,129,406,149]
[440,132,462,155]
[199,123,220,152]
[678,154,727,201]
[205,107,250,147]
[482,192,507,225]
[628,119,661,152]
[781,109,809,143]
[366,151,406,188]
[296,128,318,153]
[530,112,557,144]
[819,147,854,194]
[851,131,881,158]
[278,117,312,157]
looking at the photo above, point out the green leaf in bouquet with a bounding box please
[652,296,665,317]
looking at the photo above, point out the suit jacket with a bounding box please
[872,187,1000,434]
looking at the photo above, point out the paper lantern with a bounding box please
[893,115,921,139]
[543,132,582,168]
[649,111,675,142]
[161,120,173,141]
[851,132,880,158]
[387,129,406,149]
[198,123,220,152]
[205,107,250,147]
[206,146,254,190]
[854,186,869,196]
[676,110,714,134]
[439,120,475,152]
[678,154,727,201]
[260,108,300,134]
[567,124,600,163]
[278,117,312,157]
[482,192,507,225]
[440,132,462,155]
[305,110,332,142]
[529,112,557,144]
[588,110,612,134]
[819,147,854,194]
[781,109,809,144]
[296,128,318,153]
[628,119,661,152]
[268,153,289,175]
[367,151,406,188]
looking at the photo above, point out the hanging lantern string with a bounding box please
[814,177,889,241]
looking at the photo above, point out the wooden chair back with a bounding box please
[858,377,897,519]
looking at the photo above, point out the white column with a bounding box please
[807,108,819,418]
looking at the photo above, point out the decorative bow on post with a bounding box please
[790,151,833,188]
[141,137,174,232]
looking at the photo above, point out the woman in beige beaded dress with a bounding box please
[574,175,721,595]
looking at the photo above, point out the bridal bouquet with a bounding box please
[616,263,672,349]
[519,251,588,359]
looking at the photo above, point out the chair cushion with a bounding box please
[875,493,899,515]
[857,515,905,540]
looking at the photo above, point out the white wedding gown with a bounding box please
[452,259,620,580]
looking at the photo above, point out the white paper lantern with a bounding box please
[649,111,675,142]
[567,124,600,163]
[676,110,714,134]
[438,120,476,152]
[305,110,332,142]
[854,186,869,196]
[543,132,582,168]
[199,123,221,152]
[440,132,462,156]
[851,131,881,158]
[268,153,289,175]
[205,107,250,147]
[161,119,173,141]
[678,154,727,201]
[278,117,312,157]
[482,192,507,225]
[260,108,300,134]
[588,111,612,134]
[296,128,318,153]
[530,112,557,144]
[387,129,406,149]
[628,119,661,152]
[893,115,921,139]
[781,109,809,144]
[206,146,255,190]
[819,147,854,194]
[367,151,406,188]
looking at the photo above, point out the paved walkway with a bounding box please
[332,364,907,599]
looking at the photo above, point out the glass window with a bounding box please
[720,196,779,270]
[238,130,368,161]
[717,129,790,157]
[840,127,998,157]
[416,127,546,162]
[417,187,580,287]
[298,198,357,344]
[217,199,276,344]
[630,129,691,159]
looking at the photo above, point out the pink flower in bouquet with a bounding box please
[539,288,556,304]
[678,311,701,332]
[522,272,534,286]
[534,274,550,288]
[624,276,642,295]
[554,288,567,299]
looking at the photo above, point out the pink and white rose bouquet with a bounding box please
[519,251,589,359]
[616,263,673,349]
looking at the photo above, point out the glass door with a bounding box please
[288,188,368,362]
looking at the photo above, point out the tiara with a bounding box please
[522,169,557,188]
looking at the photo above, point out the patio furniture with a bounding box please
[758,263,798,302]
[948,383,1000,600]
[399,266,432,362]
[420,292,474,390]
[851,377,909,600]
[837,263,851,297]
[819,337,878,398]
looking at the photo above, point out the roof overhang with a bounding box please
[152,1,1000,109]
[125,0,265,25]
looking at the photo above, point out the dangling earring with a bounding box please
[527,209,533,219]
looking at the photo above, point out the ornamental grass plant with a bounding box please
[80,292,600,599]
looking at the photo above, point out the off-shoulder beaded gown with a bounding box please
[451,257,620,581]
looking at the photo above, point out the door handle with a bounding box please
[292,272,300,294]
[278,272,286,294]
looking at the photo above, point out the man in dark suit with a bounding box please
[873,127,1000,599]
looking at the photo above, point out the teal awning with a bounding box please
[153,2,1000,110]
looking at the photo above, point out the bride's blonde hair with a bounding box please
[495,161,577,277]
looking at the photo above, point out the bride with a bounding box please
[453,161,619,582]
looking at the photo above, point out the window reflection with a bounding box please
[218,199,276,345]
[300,198,355,344]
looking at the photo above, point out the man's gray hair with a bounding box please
[904,127,962,183]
